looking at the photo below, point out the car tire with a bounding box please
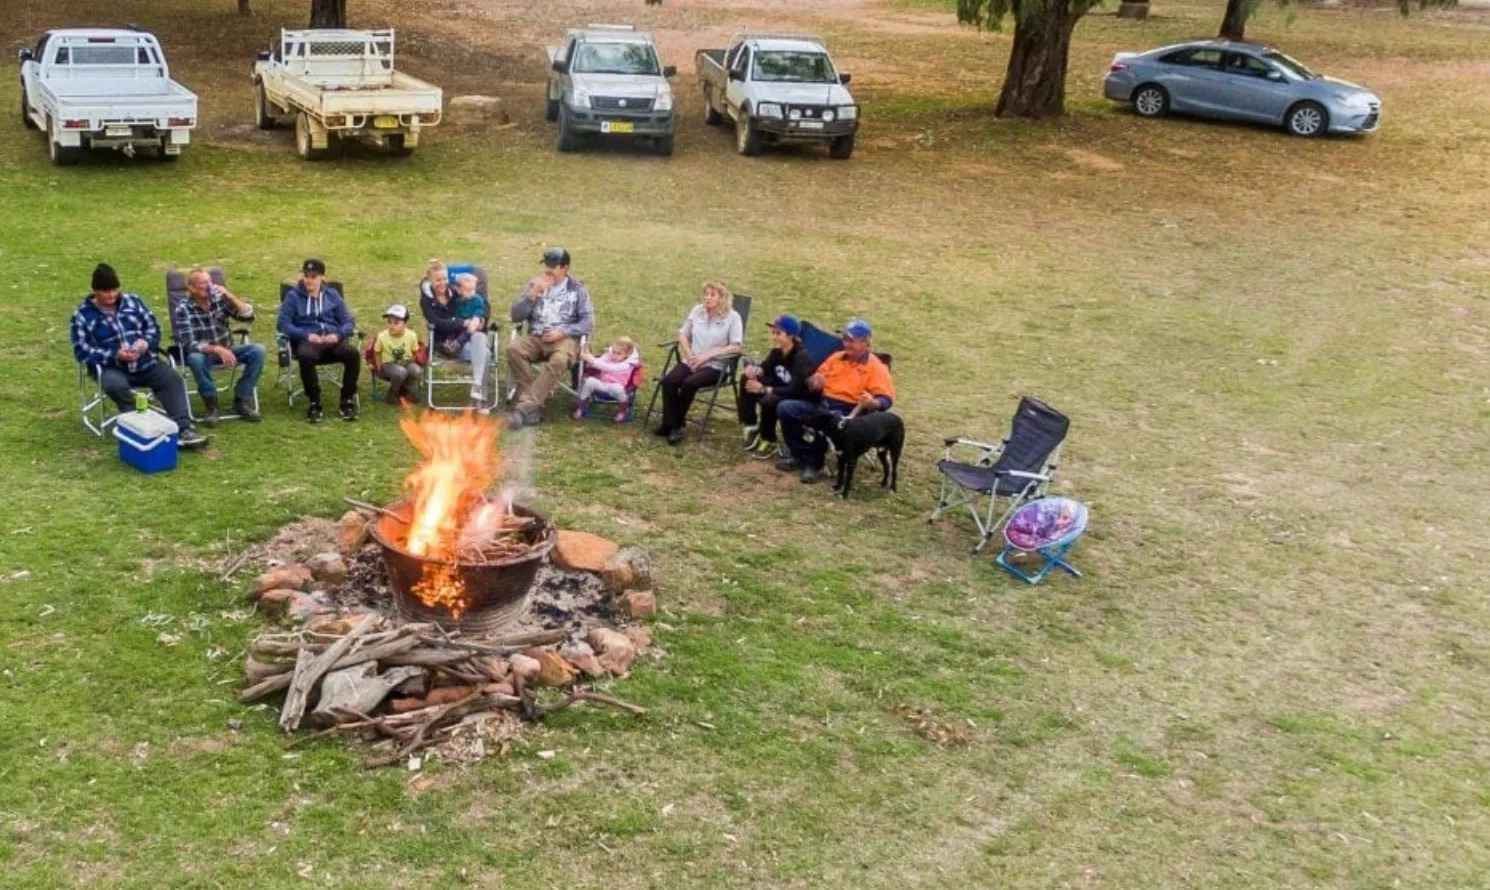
[254,82,277,130]
[49,132,81,166]
[702,87,722,126]
[1285,101,1328,138]
[21,84,38,130]
[295,112,328,161]
[545,97,560,123]
[656,134,675,156]
[556,107,578,153]
[828,133,855,160]
[735,111,762,156]
[1131,84,1169,118]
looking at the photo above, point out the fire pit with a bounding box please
[368,499,556,635]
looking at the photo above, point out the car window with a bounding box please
[570,42,660,76]
[731,47,750,77]
[1161,48,1222,68]
[1262,51,1319,80]
[1222,53,1274,78]
[752,51,836,83]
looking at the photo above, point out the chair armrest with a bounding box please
[943,436,1000,450]
[1000,470,1049,481]
[231,327,252,344]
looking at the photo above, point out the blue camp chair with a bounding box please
[423,263,499,411]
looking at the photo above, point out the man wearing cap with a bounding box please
[738,314,816,460]
[505,247,595,428]
[776,318,895,483]
[277,259,360,423]
[70,263,208,448]
[174,267,264,425]
[371,304,424,406]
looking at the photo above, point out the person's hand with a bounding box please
[216,345,239,368]
[541,329,565,344]
[322,333,340,345]
[684,355,703,370]
[526,277,547,301]
[857,393,879,412]
[744,379,763,394]
[807,373,825,392]
[742,365,761,380]
[117,345,137,362]
[132,339,150,354]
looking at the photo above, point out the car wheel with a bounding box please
[254,82,277,130]
[1132,84,1169,118]
[702,86,722,126]
[656,134,675,157]
[556,107,578,152]
[828,133,855,160]
[1286,101,1328,138]
[20,84,38,130]
[735,111,762,156]
[545,97,560,123]
[48,127,80,166]
[295,112,327,160]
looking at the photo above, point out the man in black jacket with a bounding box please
[739,314,816,459]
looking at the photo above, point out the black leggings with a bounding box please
[294,339,361,405]
[660,363,721,430]
[737,388,782,442]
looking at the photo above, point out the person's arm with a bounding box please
[139,300,162,353]
[510,279,540,324]
[676,312,694,362]
[219,285,254,321]
[561,283,595,338]
[277,293,310,341]
[368,332,384,372]
[70,308,113,369]
[421,292,464,338]
[863,359,895,411]
[330,291,355,340]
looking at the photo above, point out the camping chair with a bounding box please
[164,267,259,423]
[929,396,1070,554]
[424,263,501,411]
[642,292,752,437]
[78,359,168,437]
[274,281,362,407]
[794,320,898,458]
[995,497,1089,585]
[577,354,645,422]
[506,326,585,406]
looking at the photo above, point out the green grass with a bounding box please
[1,0,1489,887]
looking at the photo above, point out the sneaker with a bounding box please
[775,455,800,473]
[573,400,587,421]
[799,466,822,484]
[741,425,760,451]
[307,403,324,424]
[178,427,209,450]
[232,398,261,423]
[666,428,685,446]
[651,424,670,438]
[470,385,485,403]
[339,399,358,422]
[749,438,778,459]
[613,404,630,424]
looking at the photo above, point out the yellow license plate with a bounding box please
[373,115,399,129]
[602,121,634,134]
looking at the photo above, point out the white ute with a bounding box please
[252,29,442,160]
[18,28,198,166]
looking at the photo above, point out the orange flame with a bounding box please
[397,411,505,614]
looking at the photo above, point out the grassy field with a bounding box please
[2,0,1488,887]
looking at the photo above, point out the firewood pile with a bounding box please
[241,614,652,768]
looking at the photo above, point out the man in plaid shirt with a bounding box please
[70,263,208,448]
[174,268,264,424]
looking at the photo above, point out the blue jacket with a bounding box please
[277,282,355,342]
[70,293,163,373]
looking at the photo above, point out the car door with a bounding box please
[552,37,575,102]
[23,34,50,112]
[725,46,751,117]
[1155,47,1228,115]
[1215,51,1294,123]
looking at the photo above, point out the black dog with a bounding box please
[818,410,904,499]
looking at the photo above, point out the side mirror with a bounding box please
[839,72,852,85]
[728,69,743,82]
[18,48,34,63]
[551,59,568,74]
[663,65,677,78]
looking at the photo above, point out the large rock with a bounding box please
[559,640,606,678]
[306,552,348,586]
[587,628,637,677]
[622,625,652,652]
[622,590,656,618]
[256,588,299,619]
[553,531,619,574]
[523,648,580,687]
[447,94,510,125]
[337,511,370,556]
[600,547,653,593]
[508,653,541,683]
[252,565,313,597]
[286,592,332,624]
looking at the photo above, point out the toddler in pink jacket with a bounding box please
[574,337,641,422]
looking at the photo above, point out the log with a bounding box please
[417,629,566,656]
[311,664,425,728]
[239,635,424,702]
[279,613,380,732]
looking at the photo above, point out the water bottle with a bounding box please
[134,391,149,413]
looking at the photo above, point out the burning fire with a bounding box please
[398,411,508,618]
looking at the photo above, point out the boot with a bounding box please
[232,397,261,423]
[201,395,220,427]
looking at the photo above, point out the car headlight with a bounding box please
[822,109,836,122]
[571,87,591,109]
[655,91,673,112]
[757,103,783,119]
[838,105,857,120]
[788,108,802,120]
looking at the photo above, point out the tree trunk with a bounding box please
[995,2,1082,119]
[309,0,347,28]
[238,0,252,14]
[1219,0,1249,41]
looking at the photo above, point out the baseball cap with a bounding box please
[541,247,570,268]
[843,318,873,340]
[766,314,801,338]
[302,258,326,276]
[383,304,410,321]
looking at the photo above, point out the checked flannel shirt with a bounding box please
[70,293,164,374]
[173,284,254,353]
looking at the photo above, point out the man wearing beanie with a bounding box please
[70,263,209,449]
[277,259,361,423]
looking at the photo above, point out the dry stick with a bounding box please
[240,636,424,702]
[343,498,405,522]
[278,613,381,732]
[543,690,649,717]
[363,690,483,769]
[218,545,259,583]
[417,629,566,655]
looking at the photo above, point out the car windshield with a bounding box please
[752,51,836,83]
[1263,51,1319,80]
[571,42,660,76]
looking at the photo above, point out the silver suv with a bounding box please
[546,24,677,155]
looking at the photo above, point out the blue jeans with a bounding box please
[185,343,266,400]
[778,397,847,470]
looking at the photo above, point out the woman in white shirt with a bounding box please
[655,281,743,444]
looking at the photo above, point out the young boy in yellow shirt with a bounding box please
[371,304,424,407]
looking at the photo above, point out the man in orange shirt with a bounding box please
[776,318,895,484]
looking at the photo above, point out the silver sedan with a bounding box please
[1103,40,1381,137]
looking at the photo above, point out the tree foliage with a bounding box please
[1220,0,1457,43]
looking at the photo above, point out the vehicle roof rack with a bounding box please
[730,31,825,45]
[584,23,636,31]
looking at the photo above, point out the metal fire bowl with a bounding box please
[368,499,556,636]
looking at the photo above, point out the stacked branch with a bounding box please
[241,615,647,768]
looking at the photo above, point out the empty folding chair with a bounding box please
[929,396,1070,554]
[165,266,260,423]
[424,263,501,411]
[642,292,752,437]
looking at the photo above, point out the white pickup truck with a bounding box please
[545,24,678,155]
[18,28,198,166]
[697,33,859,159]
[252,29,442,160]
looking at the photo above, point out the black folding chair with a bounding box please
[643,292,752,437]
[928,397,1070,554]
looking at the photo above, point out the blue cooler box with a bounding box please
[114,411,180,474]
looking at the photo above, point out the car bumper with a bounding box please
[1328,106,1381,134]
[1103,73,1136,102]
[563,107,675,137]
[755,118,858,140]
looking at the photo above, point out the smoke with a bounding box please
[495,426,537,510]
